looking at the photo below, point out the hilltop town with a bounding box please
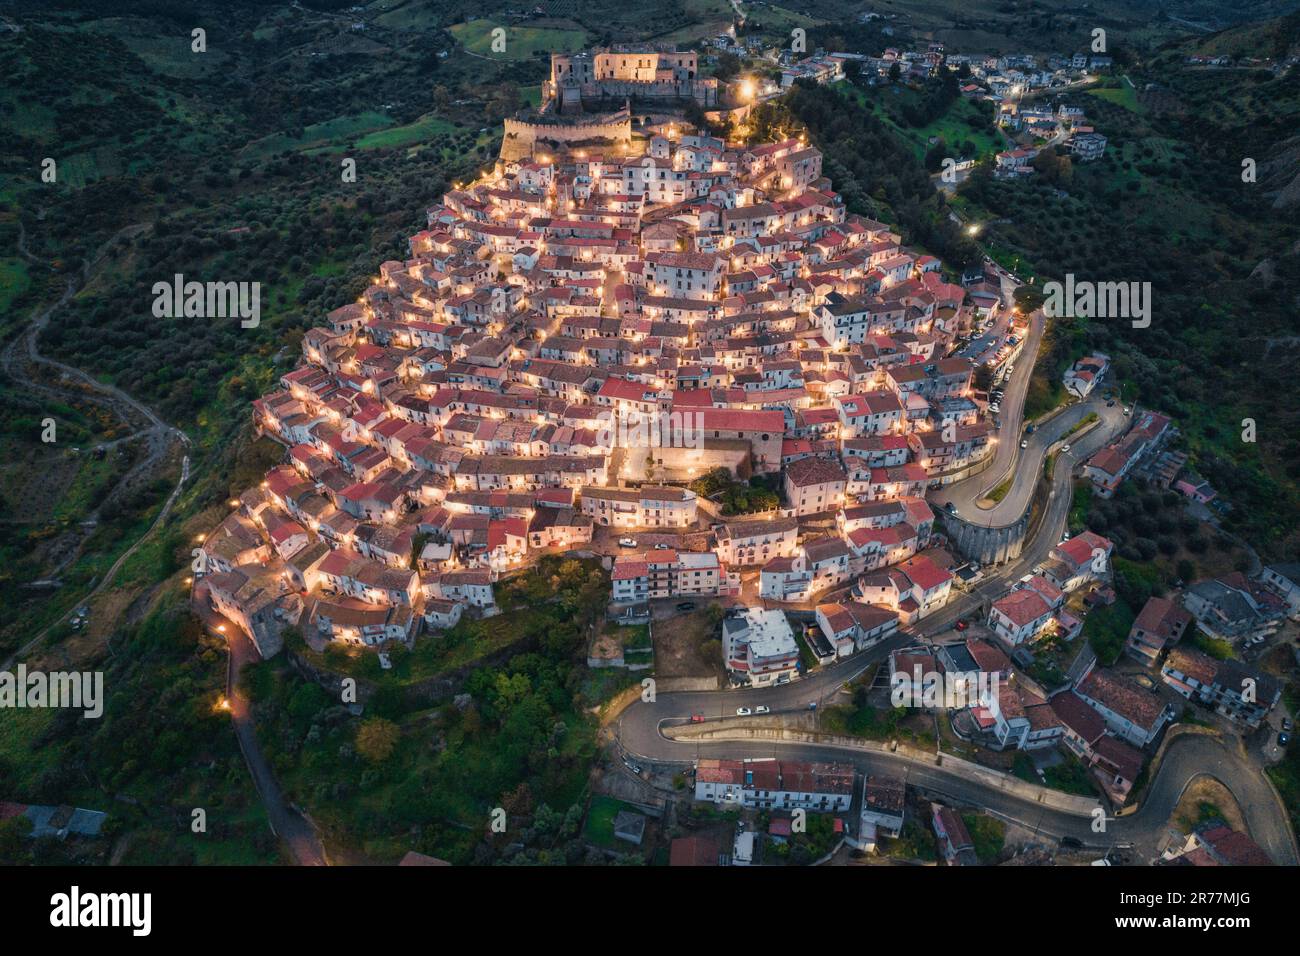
[183,44,1298,868]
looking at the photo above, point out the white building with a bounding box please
[716,515,800,567]
[580,484,698,528]
[783,456,847,516]
[694,758,854,813]
[722,607,800,687]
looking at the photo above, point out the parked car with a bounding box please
[955,620,969,632]
[676,601,696,612]
[654,542,670,550]
[1061,836,1083,850]
[690,713,705,723]
[989,403,1001,413]
[1060,443,1071,453]
[944,501,958,514]
[1020,439,1029,449]
[1280,732,1291,747]
[755,706,770,715]
[735,707,752,717]
[1282,718,1293,732]
[618,538,636,548]
[622,756,643,774]
[1107,400,1115,407]
[807,701,818,710]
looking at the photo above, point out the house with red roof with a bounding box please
[783,455,847,516]
[1083,410,1174,498]
[1125,596,1192,665]
[1064,353,1109,398]
[669,833,723,867]
[931,803,979,865]
[815,600,898,656]
[894,554,954,622]
[1161,823,1275,866]
[1074,663,1175,747]
[970,681,1062,751]
[988,588,1056,646]
[1042,530,1114,592]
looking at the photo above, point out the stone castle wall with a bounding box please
[500,113,634,161]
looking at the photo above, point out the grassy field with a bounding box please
[583,795,640,848]
[354,112,463,150]
[986,476,1013,504]
[961,812,1006,863]
[449,19,589,60]
[240,112,400,158]
[1087,82,1141,113]
[0,708,60,795]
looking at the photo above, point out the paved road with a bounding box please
[613,272,1297,863]
[614,421,1299,863]
[941,309,1042,502]
[617,569,1298,864]
[618,707,1295,862]
[194,591,329,866]
[945,391,1127,524]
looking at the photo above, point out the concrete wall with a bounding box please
[940,506,1032,566]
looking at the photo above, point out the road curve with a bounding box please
[617,685,1297,864]
[615,298,1296,865]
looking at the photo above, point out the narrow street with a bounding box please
[193,588,330,867]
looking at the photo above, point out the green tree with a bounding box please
[356,717,400,763]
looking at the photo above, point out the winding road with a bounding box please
[6,218,328,866]
[615,283,1298,865]
[2,222,192,669]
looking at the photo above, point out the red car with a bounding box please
[690,713,705,723]
[955,620,969,632]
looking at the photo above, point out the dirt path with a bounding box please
[2,219,191,670]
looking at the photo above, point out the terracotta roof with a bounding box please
[1076,669,1166,731]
